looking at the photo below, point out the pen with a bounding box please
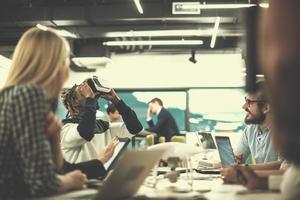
[252,156,257,165]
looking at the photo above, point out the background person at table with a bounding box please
[106,103,123,122]
[146,98,179,142]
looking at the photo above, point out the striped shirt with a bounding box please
[0,84,60,198]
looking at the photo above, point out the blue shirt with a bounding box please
[236,124,280,164]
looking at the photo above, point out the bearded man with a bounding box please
[235,81,280,164]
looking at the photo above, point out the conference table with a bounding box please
[36,172,282,200]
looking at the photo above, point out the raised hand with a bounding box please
[98,137,119,164]
[78,82,95,98]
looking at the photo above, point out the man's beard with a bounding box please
[244,112,266,124]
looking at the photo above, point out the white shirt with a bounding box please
[61,122,134,163]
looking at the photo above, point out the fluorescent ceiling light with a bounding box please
[36,24,48,31]
[106,30,213,37]
[57,30,78,38]
[181,3,255,9]
[72,57,111,67]
[210,17,220,48]
[259,3,269,8]
[133,0,143,14]
[36,24,78,38]
[105,29,243,38]
[103,40,203,46]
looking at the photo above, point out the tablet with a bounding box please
[103,138,130,171]
[215,136,236,166]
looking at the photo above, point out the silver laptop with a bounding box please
[93,149,164,200]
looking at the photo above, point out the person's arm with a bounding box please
[146,111,168,133]
[64,160,106,179]
[63,138,118,179]
[101,89,143,135]
[114,100,143,134]
[147,119,155,128]
[249,160,282,171]
[255,169,285,177]
[235,128,251,164]
[221,165,269,190]
[76,97,97,141]
[47,112,64,171]
[10,86,66,196]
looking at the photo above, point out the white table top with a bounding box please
[35,174,282,200]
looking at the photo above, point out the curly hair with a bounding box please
[61,84,79,118]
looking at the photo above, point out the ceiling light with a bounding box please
[36,24,49,31]
[172,2,201,14]
[103,40,203,46]
[210,17,220,48]
[57,30,78,38]
[133,0,143,14]
[106,30,213,37]
[105,29,243,38]
[36,24,78,38]
[259,3,269,8]
[181,3,255,9]
[72,57,111,67]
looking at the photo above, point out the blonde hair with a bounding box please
[4,27,70,94]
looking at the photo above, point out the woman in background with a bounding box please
[0,27,85,198]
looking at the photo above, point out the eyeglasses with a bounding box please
[244,97,265,106]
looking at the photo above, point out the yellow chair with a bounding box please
[159,136,166,143]
[146,134,155,146]
[171,136,185,143]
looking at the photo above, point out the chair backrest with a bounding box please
[171,136,185,143]
[146,134,154,146]
[159,136,166,143]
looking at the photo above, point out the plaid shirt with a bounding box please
[0,85,60,198]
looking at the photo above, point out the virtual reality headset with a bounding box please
[86,76,111,94]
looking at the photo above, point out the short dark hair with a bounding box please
[106,103,117,114]
[250,81,268,107]
[149,98,163,106]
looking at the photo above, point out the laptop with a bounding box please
[214,136,236,166]
[196,132,216,149]
[103,137,130,172]
[94,149,164,200]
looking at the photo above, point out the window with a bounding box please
[188,89,245,133]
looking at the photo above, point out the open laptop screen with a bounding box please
[104,138,130,171]
[197,132,216,149]
[215,136,235,166]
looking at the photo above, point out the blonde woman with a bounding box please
[0,27,86,198]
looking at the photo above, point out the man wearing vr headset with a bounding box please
[60,80,143,164]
